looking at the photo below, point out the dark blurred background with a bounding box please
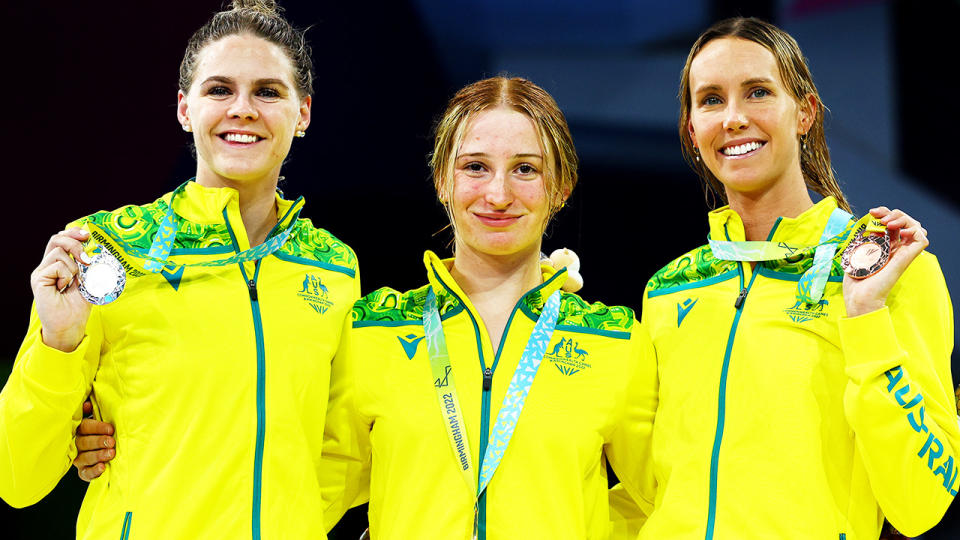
[1,0,957,537]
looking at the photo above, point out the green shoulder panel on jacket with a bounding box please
[646,244,737,292]
[73,198,235,251]
[647,242,846,293]
[279,218,357,271]
[352,285,461,324]
[552,292,635,332]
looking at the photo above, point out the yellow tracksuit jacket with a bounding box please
[638,197,957,539]
[321,251,658,539]
[0,181,359,539]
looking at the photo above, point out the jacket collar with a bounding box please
[422,250,567,315]
[708,196,840,245]
[159,179,302,231]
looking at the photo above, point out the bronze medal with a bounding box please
[841,230,890,279]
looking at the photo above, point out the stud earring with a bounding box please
[182,124,192,133]
[295,129,306,138]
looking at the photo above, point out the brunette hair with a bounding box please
[179,0,313,97]
[430,76,578,231]
[678,17,850,212]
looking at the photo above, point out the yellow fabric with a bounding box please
[640,198,958,539]
[322,251,658,539]
[0,183,360,539]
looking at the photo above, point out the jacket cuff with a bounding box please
[22,335,91,393]
[839,306,905,383]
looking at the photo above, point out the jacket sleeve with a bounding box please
[320,303,373,531]
[839,252,958,536]
[605,322,659,538]
[0,303,101,508]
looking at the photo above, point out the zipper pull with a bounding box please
[247,279,258,301]
[482,368,493,391]
[734,287,747,309]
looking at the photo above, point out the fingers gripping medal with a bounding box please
[842,225,891,279]
[77,245,126,305]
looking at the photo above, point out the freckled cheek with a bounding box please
[513,183,549,214]
[451,177,486,206]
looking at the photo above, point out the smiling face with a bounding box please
[176,33,310,189]
[450,107,552,259]
[687,37,812,199]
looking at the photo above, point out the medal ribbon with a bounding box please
[708,209,886,303]
[423,286,562,503]
[423,287,476,495]
[476,289,561,496]
[85,180,302,274]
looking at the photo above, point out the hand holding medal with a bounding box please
[30,227,96,352]
[842,206,929,317]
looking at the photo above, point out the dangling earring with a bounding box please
[694,147,700,162]
[800,134,807,152]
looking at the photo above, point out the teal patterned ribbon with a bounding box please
[138,180,301,273]
[422,286,562,502]
[708,207,854,303]
[476,289,561,495]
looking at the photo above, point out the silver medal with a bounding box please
[78,246,126,305]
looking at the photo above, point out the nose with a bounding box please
[484,169,513,208]
[722,102,748,132]
[227,93,258,121]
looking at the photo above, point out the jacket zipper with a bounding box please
[247,263,265,540]
[437,269,562,540]
[119,511,132,540]
[704,261,757,540]
[224,209,270,540]
[476,300,522,540]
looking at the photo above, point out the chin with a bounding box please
[460,235,526,257]
[215,164,275,182]
[718,173,777,196]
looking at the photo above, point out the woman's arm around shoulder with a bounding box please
[606,322,659,538]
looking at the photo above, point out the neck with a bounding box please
[196,171,279,247]
[724,171,814,241]
[449,243,543,306]
[449,242,544,352]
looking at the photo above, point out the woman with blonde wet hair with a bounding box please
[0,1,360,538]
[639,16,958,539]
[317,75,657,539]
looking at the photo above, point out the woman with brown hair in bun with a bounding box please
[0,1,359,538]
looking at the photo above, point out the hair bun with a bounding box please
[231,0,281,16]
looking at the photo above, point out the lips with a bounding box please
[218,131,264,144]
[720,140,765,158]
[474,213,522,227]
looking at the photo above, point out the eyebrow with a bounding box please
[694,77,775,94]
[456,152,543,159]
[199,76,290,88]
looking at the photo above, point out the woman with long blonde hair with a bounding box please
[638,16,958,539]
